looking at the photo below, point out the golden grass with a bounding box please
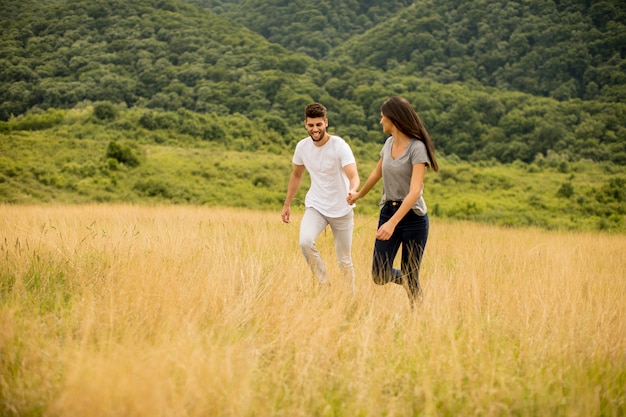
[1,204,624,416]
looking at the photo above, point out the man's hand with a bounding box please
[281,205,291,223]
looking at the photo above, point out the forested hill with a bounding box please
[195,0,626,103]
[1,0,626,165]
[0,0,314,119]
[187,0,414,59]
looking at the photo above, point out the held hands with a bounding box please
[346,190,360,205]
[346,188,397,240]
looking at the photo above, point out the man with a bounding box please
[281,102,360,291]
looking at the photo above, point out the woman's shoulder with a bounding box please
[409,138,427,151]
[379,136,393,154]
[410,137,426,146]
[408,138,429,163]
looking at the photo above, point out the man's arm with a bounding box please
[343,162,360,195]
[347,158,382,205]
[281,164,306,223]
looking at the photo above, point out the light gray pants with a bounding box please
[299,207,355,290]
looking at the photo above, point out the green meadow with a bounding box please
[1,106,624,233]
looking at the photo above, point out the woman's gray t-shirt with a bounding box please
[379,136,429,215]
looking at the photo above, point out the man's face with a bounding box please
[304,117,328,142]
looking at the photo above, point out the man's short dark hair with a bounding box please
[305,103,327,119]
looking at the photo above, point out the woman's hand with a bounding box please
[375,221,397,240]
[347,190,360,205]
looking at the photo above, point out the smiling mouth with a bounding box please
[311,132,323,141]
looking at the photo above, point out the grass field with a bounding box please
[1,204,624,416]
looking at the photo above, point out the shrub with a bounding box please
[106,158,119,170]
[596,177,625,203]
[201,123,227,142]
[556,182,574,199]
[133,178,172,198]
[154,112,178,130]
[106,141,140,167]
[139,112,157,130]
[93,102,118,121]
[263,114,289,136]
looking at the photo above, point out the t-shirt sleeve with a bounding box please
[410,140,429,166]
[292,141,304,165]
[338,139,356,167]
[380,137,392,159]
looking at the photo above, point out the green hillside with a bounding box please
[330,0,626,102]
[196,0,626,103]
[0,0,314,119]
[1,0,625,163]
[194,0,414,59]
[1,105,624,232]
[2,0,626,160]
[0,0,624,231]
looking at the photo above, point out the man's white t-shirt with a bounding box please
[293,135,356,218]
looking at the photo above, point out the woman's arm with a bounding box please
[375,163,426,240]
[347,158,383,205]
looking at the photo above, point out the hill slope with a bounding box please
[1,105,624,232]
[192,0,414,59]
[191,0,626,102]
[329,0,626,102]
[1,0,626,166]
[0,0,315,121]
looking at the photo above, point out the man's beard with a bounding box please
[311,131,326,142]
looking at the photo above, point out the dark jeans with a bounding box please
[372,201,429,303]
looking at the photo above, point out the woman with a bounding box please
[347,96,439,306]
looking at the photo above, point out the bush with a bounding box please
[262,114,289,136]
[93,102,118,121]
[201,123,227,142]
[106,158,119,171]
[556,182,574,199]
[154,112,178,130]
[106,141,140,167]
[133,178,172,198]
[139,112,158,130]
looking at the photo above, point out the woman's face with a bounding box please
[380,112,394,134]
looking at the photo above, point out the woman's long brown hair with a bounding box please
[381,96,439,172]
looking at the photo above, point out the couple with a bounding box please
[281,97,439,306]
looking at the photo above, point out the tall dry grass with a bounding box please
[0,204,624,416]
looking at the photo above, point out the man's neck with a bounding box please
[313,134,330,146]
